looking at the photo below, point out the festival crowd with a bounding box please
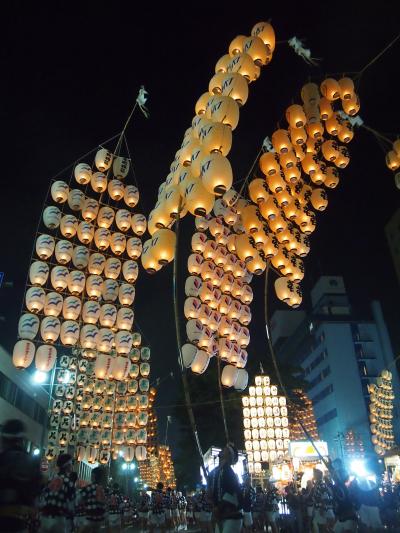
[1,419,400,532]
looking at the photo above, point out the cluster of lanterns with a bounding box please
[14,146,146,371]
[241,77,360,307]
[158,445,177,489]
[181,207,253,388]
[289,389,319,441]
[242,375,290,474]
[385,139,400,189]
[46,347,152,464]
[142,21,276,272]
[368,369,395,456]
[14,144,151,462]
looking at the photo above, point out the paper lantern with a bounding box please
[286,104,306,129]
[206,95,240,131]
[301,82,320,106]
[338,122,354,144]
[67,270,85,295]
[113,156,130,179]
[110,233,126,255]
[241,205,262,234]
[131,214,147,236]
[184,297,202,319]
[36,234,55,260]
[199,152,233,196]
[227,52,259,82]
[251,21,275,53]
[97,328,114,353]
[60,320,79,346]
[62,296,81,320]
[310,189,328,211]
[125,239,142,262]
[75,223,94,246]
[195,92,210,115]
[185,276,202,298]
[117,308,134,331]
[324,166,340,189]
[325,113,341,136]
[120,260,138,284]
[81,198,99,223]
[320,78,341,101]
[97,206,115,229]
[43,292,63,317]
[221,365,239,387]
[74,163,91,185]
[28,261,49,287]
[91,172,107,193]
[151,228,176,265]
[99,304,117,328]
[25,287,45,313]
[191,350,210,374]
[228,34,246,56]
[243,34,269,66]
[122,186,140,210]
[18,313,40,341]
[112,356,131,381]
[85,275,103,300]
[72,246,89,270]
[208,71,225,95]
[342,94,360,116]
[135,446,147,461]
[272,130,291,154]
[108,179,124,201]
[49,266,67,292]
[119,283,135,306]
[220,72,249,105]
[184,177,214,217]
[141,239,159,274]
[66,189,84,213]
[35,345,57,372]
[114,209,131,232]
[199,121,232,157]
[235,234,254,262]
[86,254,104,277]
[102,279,119,302]
[51,180,69,203]
[115,331,133,355]
[43,206,61,230]
[13,340,35,369]
[80,325,99,350]
[335,147,350,169]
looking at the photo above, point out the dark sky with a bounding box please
[1,2,400,453]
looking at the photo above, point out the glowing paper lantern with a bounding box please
[74,163,92,184]
[51,180,69,203]
[35,345,57,372]
[13,340,35,369]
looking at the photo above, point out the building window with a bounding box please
[304,350,328,376]
[308,366,331,389]
[312,384,334,405]
[317,408,337,426]
[0,371,46,425]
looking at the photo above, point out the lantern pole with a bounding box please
[216,352,230,443]
[263,262,332,473]
[173,204,208,482]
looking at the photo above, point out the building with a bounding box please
[271,276,400,463]
[385,208,400,285]
[0,344,48,451]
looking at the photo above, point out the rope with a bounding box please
[357,31,400,78]
[263,261,332,471]
[173,204,208,481]
[216,352,230,442]
[237,148,263,198]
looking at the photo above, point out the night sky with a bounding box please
[1,2,400,456]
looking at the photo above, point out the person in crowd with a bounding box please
[186,494,195,528]
[76,466,107,532]
[0,419,42,533]
[209,442,243,533]
[302,479,314,531]
[193,490,202,527]
[252,485,265,532]
[106,482,122,532]
[177,491,187,530]
[121,496,133,529]
[200,486,213,533]
[312,468,334,532]
[138,489,151,532]
[170,490,179,530]
[241,475,255,533]
[352,476,384,532]
[149,481,165,532]
[284,481,303,533]
[265,479,280,533]
[329,464,358,533]
[164,487,172,530]
[39,453,76,533]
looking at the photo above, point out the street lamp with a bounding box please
[32,448,40,456]
[33,371,47,384]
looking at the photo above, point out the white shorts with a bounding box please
[139,511,149,519]
[201,511,212,522]
[358,504,382,528]
[243,511,253,527]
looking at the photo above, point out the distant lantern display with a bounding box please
[242,375,290,475]
[368,369,395,456]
